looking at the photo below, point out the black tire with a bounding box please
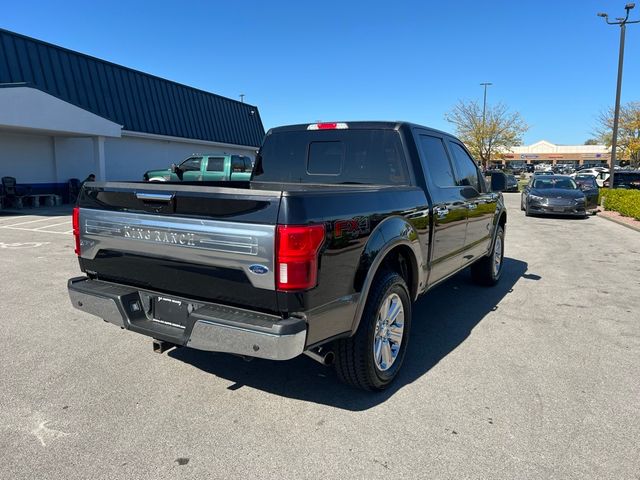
[525,203,531,217]
[470,225,505,286]
[334,271,411,391]
[520,198,525,211]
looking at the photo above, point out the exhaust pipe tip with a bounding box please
[304,348,335,366]
[152,339,177,354]
[323,351,335,366]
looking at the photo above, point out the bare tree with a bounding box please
[445,100,529,168]
[594,101,640,166]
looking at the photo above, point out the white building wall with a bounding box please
[0,131,55,183]
[104,134,256,181]
[53,137,94,182]
[0,130,257,185]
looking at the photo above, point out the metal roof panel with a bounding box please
[0,28,265,147]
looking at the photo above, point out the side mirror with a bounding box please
[490,171,507,192]
[170,163,177,173]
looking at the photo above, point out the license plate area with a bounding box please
[552,207,564,212]
[152,296,189,329]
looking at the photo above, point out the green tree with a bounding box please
[445,100,529,168]
[595,101,640,166]
[584,138,600,145]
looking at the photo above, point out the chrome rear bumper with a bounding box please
[68,277,306,361]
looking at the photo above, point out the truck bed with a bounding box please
[76,180,421,315]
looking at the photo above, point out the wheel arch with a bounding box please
[349,216,424,335]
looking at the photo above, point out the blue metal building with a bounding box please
[0,28,265,198]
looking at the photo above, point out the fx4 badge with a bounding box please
[334,217,370,239]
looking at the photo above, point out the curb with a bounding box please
[597,212,640,233]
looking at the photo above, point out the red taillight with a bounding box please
[307,122,349,130]
[72,206,81,256]
[276,224,325,291]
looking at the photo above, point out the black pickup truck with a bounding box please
[68,121,507,391]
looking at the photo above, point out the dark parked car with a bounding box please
[521,175,587,218]
[505,174,519,192]
[68,121,508,391]
[602,170,640,189]
[573,175,599,213]
[485,170,516,191]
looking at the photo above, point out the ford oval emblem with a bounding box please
[249,264,269,275]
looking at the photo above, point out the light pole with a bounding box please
[480,82,492,167]
[597,3,639,187]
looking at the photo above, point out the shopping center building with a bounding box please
[495,140,611,168]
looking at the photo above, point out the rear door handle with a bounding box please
[135,192,175,202]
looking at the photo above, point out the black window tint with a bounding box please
[180,157,202,172]
[231,156,246,172]
[449,142,481,190]
[243,158,253,171]
[206,157,224,172]
[308,142,343,175]
[253,130,409,185]
[418,135,456,187]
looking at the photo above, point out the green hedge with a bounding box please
[599,188,640,220]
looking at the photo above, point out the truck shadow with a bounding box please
[169,257,533,411]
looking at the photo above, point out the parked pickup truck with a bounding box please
[143,154,253,182]
[68,122,507,391]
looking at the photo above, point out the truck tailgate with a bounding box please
[77,182,282,312]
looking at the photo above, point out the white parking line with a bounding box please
[0,215,37,224]
[34,221,71,230]
[0,226,71,235]
[2,217,61,227]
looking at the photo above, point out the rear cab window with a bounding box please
[231,156,248,172]
[253,129,409,185]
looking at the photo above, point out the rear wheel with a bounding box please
[471,225,504,286]
[334,271,411,391]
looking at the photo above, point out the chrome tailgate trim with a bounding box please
[79,208,276,290]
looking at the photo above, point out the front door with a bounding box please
[416,132,468,284]
[180,156,203,181]
[447,141,497,264]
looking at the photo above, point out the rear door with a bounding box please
[447,140,497,264]
[415,132,468,284]
[203,156,227,181]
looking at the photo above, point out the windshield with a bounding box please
[253,129,409,185]
[533,177,578,190]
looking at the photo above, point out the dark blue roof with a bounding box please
[0,28,265,147]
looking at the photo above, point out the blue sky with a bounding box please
[3,0,640,145]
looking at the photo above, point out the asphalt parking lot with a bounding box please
[1,195,639,480]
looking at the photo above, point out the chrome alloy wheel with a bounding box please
[373,293,405,371]
[493,232,503,277]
